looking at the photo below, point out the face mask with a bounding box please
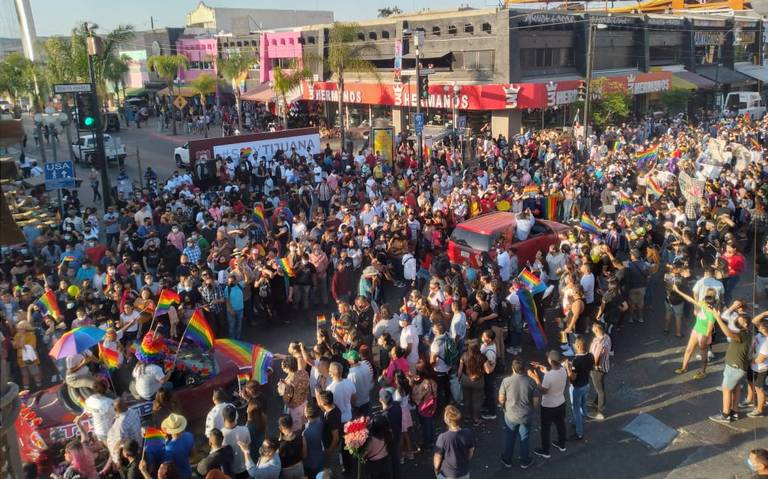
[746,458,757,472]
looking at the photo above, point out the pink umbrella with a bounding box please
[49,326,105,359]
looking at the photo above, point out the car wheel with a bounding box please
[175,154,182,167]
[85,153,93,166]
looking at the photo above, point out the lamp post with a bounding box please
[413,30,424,166]
[443,82,462,165]
[583,21,607,140]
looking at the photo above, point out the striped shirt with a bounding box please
[589,334,612,373]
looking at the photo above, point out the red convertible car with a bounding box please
[16,342,243,473]
[447,212,569,268]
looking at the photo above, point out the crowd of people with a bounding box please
[3,107,768,479]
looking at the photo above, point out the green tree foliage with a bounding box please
[147,55,189,136]
[271,61,311,130]
[377,6,403,17]
[589,78,631,130]
[660,88,691,114]
[217,52,257,129]
[0,53,37,106]
[188,72,218,137]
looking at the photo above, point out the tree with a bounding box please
[189,73,218,137]
[103,54,130,107]
[271,61,311,130]
[0,53,37,110]
[377,6,402,17]
[218,52,257,130]
[147,55,189,136]
[589,78,631,131]
[660,88,692,114]
[307,23,379,153]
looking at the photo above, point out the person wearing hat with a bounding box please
[527,350,568,459]
[13,319,41,390]
[160,413,194,478]
[345,349,373,417]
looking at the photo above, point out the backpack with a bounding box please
[438,334,460,370]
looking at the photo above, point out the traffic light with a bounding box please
[577,81,587,101]
[421,74,430,100]
[76,92,98,130]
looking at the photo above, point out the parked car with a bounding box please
[15,342,244,474]
[175,142,191,167]
[72,133,127,167]
[447,211,569,268]
[103,112,121,132]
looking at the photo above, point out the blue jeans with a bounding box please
[502,419,530,464]
[723,276,739,305]
[569,383,590,438]
[227,308,243,339]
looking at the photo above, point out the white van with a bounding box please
[722,91,766,119]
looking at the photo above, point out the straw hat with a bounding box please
[161,413,188,435]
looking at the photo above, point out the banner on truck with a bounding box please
[212,131,321,161]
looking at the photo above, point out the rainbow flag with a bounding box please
[103,274,113,293]
[214,339,253,369]
[98,343,120,370]
[635,145,658,168]
[35,291,61,320]
[541,196,558,220]
[143,426,165,451]
[517,287,547,350]
[278,258,295,278]
[317,315,327,329]
[332,316,345,329]
[60,255,76,265]
[518,268,546,295]
[155,289,181,315]
[237,372,250,386]
[619,190,633,208]
[251,345,273,385]
[523,183,539,196]
[579,213,601,235]
[253,203,270,232]
[647,177,664,198]
[186,309,214,349]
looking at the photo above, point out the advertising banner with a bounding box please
[372,127,395,165]
[212,131,321,161]
[394,40,402,82]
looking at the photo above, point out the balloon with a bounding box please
[67,285,80,298]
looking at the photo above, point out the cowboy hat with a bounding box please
[161,413,187,435]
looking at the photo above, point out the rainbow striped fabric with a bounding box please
[186,309,214,349]
[143,427,165,451]
[518,268,547,295]
[579,213,601,235]
[635,145,658,168]
[253,203,269,232]
[619,190,633,208]
[523,183,539,196]
[541,196,558,220]
[316,315,327,328]
[251,345,273,385]
[237,372,250,386]
[60,255,76,264]
[155,289,181,315]
[278,258,295,277]
[647,177,664,198]
[517,287,547,350]
[214,339,253,369]
[35,291,61,320]
[98,343,120,370]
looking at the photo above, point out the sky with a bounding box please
[3,0,491,37]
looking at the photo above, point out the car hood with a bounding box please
[21,385,78,433]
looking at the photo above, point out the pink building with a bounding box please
[176,37,218,82]
[119,50,149,89]
[259,31,303,83]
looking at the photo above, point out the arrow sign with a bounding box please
[44,161,76,190]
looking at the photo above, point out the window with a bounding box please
[382,31,390,39]
[464,23,474,34]
[463,50,493,70]
[236,41,242,47]
[448,25,457,34]
[357,32,365,41]
[482,23,492,34]
[308,36,316,44]
[432,26,441,35]
[280,38,286,45]
[298,37,305,44]
[369,32,377,40]
[520,47,575,68]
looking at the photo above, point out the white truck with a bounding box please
[72,133,127,167]
[722,91,766,119]
[174,143,191,168]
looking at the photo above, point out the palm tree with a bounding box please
[189,73,218,138]
[271,61,311,130]
[103,54,130,108]
[148,54,189,135]
[310,23,379,153]
[218,52,257,130]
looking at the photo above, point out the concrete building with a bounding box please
[176,37,218,82]
[185,1,333,36]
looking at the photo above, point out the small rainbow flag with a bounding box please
[35,291,61,320]
[619,190,633,208]
[518,268,546,295]
[186,309,214,350]
[155,289,181,315]
[332,316,345,329]
[517,287,547,350]
[278,258,295,278]
[523,183,539,196]
[98,343,120,370]
[579,213,601,235]
[143,426,165,451]
[542,196,558,220]
[253,203,269,232]
[214,339,254,369]
[60,255,76,265]
[317,315,327,329]
[237,372,250,386]
[635,145,658,168]
[647,177,664,198]
[103,274,113,293]
[251,345,273,385]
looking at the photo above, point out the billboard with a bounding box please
[372,127,394,166]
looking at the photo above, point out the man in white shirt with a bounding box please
[81,380,115,442]
[497,247,512,282]
[221,404,251,477]
[131,361,169,400]
[398,315,420,368]
[345,351,373,416]
[545,245,566,282]
[205,388,232,437]
[323,362,356,422]
[528,350,568,459]
[515,209,536,241]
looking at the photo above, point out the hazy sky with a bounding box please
[5,0,489,37]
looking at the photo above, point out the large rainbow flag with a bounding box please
[541,196,558,220]
[635,145,658,168]
[155,289,181,316]
[143,426,165,451]
[579,213,601,235]
[98,343,120,370]
[251,345,273,385]
[185,309,214,349]
[517,287,547,350]
[35,291,61,320]
[619,190,633,209]
[278,258,295,278]
[214,339,253,369]
[647,177,664,198]
[253,203,270,233]
[518,268,547,295]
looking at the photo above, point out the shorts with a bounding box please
[722,364,747,390]
[691,330,712,347]
[628,288,646,308]
[665,301,684,320]
[747,368,768,388]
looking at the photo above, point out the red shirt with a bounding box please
[723,252,745,277]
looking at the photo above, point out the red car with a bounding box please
[447,212,569,268]
[15,342,243,473]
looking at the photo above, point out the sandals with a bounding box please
[692,370,706,380]
[674,367,687,375]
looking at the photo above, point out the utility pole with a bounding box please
[85,23,112,209]
[414,30,424,166]
[583,21,607,141]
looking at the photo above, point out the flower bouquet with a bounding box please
[343,416,370,464]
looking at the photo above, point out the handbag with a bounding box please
[417,382,437,417]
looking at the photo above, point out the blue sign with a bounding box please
[44,161,76,190]
[414,112,425,135]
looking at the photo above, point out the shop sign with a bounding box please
[520,13,576,25]
[627,74,670,94]
[694,31,726,46]
[647,17,683,27]
[394,40,402,82]
[545,81,580,107]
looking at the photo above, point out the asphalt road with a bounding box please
[11,116,768,478]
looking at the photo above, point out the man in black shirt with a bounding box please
[293,253,316,310]
[318,390,342,476]
[196,428,234,477]
[379,388,402,479]
[664,260,689,337]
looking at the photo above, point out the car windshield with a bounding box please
[451,227,496,252]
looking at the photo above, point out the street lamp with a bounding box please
[583,22,607,140]
[443,82,463,165]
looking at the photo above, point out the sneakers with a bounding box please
[481,412,497,420]
[551,441,567,452]
[747,409,766,418]
[586,412,605,421]
[533,448,551,459]
[501,458,513,468]
[738,400,754,409]
[520,460,533,469]
[709,412,734,424]
[695,351,716,361]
